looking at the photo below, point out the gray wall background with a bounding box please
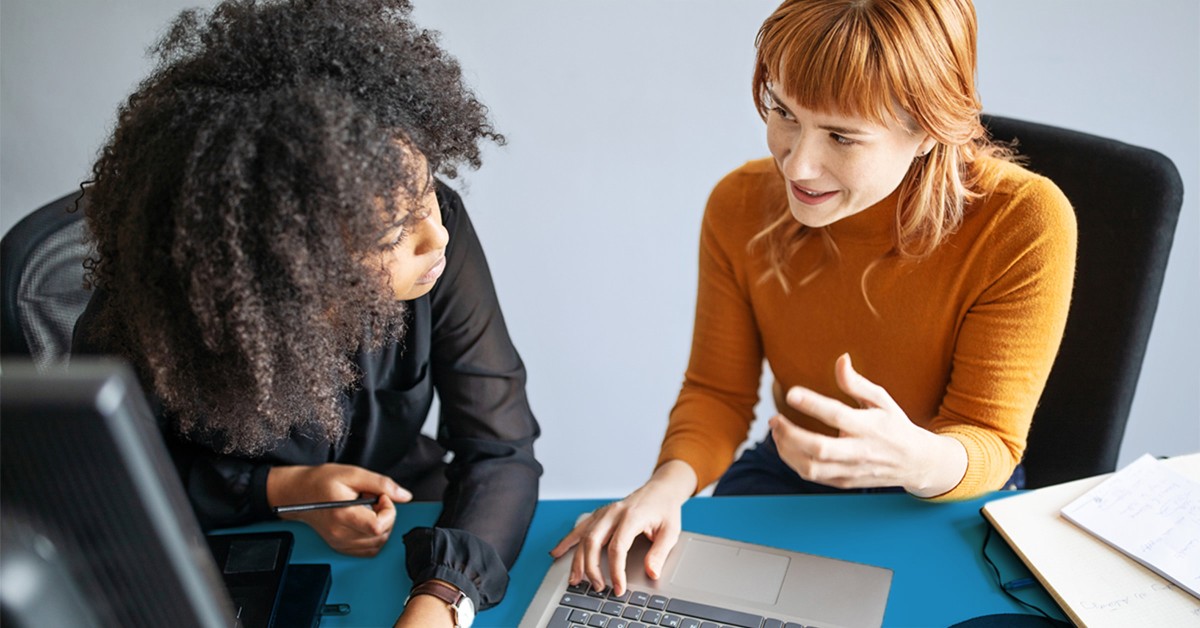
[2,0,1196,499]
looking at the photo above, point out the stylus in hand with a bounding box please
[272,495,377,514]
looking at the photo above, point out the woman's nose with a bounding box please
[414,212,449,254]
[778,135,824,181]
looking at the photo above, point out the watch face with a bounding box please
[455,595,476,627]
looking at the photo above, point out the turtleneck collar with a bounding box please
[819,186,900,245]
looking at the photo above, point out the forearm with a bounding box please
[906,432,968,498]
[404,439,541,610]
[648,459,700,501]
[929,424,1025,499]
[437,440,541,567]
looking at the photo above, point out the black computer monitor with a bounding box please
[0,359,236,627]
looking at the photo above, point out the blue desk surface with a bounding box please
[219,493,1066,627]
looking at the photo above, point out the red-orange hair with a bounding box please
[750,0,1011,288]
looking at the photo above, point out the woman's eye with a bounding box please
[773,106,792,119]
[389,230,409,249]
[831,133,855,146]
[382,220,412,250]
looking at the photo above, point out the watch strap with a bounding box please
[407,580,469,627]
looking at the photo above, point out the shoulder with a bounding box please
[961,158,1078,276]
[434,179,483,266]
[974,158,1076,234]
[435,180,467,233]
[70,288,108,356]
[428,180,494,304]
[961,158,1078,265]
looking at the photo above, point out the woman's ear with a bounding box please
[916,134,937,157]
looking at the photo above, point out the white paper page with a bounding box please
[1060,453,1200,599]
[981,453,1200,628]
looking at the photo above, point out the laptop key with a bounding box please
[568,582,591,594]
[629,624,648,628]
[561,594,604,612]
[601,601,623,616]
[608,620,630,628]
[659,614,683,627]
[622,606,642,620]
[763,620,783,628]
[587,615,608,627]
[548,606,572,628]
[679,619,701,628]
[569,609,591,624]
[665,599,765,628]
[629,591,650,607]
[640,610,663,624]
[588,586,613,598]
[648,595,669,611]
[699,622,720,628]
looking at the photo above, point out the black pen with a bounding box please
[272,495,377,514]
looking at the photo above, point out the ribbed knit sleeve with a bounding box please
[928,173,1076,499]
[656,167,766,490]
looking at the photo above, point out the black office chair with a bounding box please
[980,115,1184,488]
[0,191,92,370]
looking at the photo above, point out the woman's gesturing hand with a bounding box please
[548,460,697,596]
[267,463,413,557]
[771,353,967,498]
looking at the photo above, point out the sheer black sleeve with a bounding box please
[402,184,542,610]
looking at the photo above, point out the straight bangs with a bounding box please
[753,3,906,129]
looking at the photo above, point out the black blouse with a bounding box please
[72,183,542,610]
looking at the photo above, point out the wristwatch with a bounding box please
[406,580,476,628]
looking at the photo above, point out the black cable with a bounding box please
[981,524,1060,621]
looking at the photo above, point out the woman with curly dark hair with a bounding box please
[71,0,540,625]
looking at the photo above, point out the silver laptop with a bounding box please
[520,530,892,628]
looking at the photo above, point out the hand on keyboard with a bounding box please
[549,460,697,595]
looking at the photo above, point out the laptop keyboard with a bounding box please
[547,581,812,628]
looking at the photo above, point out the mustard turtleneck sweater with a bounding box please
[658,157,1076,500]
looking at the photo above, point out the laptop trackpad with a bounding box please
[670,538,789,605]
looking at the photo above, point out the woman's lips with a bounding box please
[790,182,838,206]
[416,255,446,284]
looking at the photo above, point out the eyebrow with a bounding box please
[766,87,872,136]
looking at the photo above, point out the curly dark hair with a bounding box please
[82,0,503,454]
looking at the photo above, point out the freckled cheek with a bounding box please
[765,122,791,160]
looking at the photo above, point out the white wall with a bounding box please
[2,0,1196,500]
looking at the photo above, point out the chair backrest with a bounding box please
[981,115,1184,488]
[0,191,92,370]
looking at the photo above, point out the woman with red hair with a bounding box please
[555,0,1075,595]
